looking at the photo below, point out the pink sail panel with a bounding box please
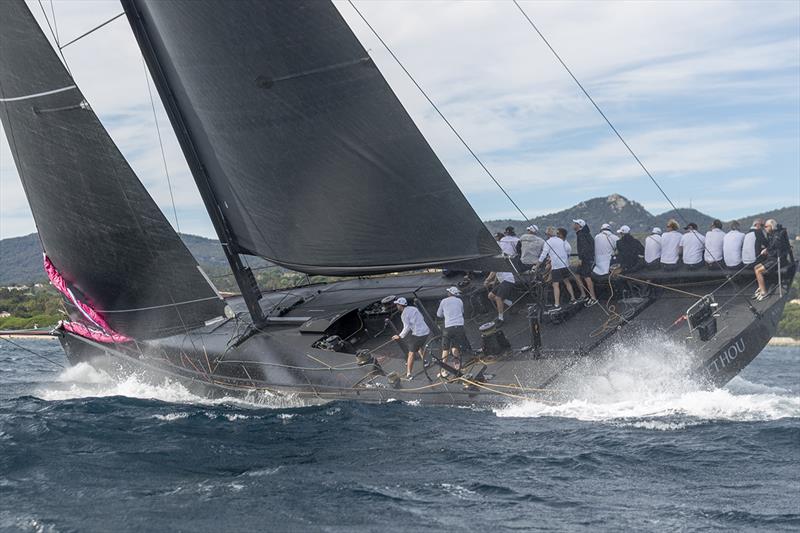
[44,254,132,343]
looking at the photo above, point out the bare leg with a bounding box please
[451,347,461,369]
[755,265,767,294]
[564,279,576,301]
[584,277,597,300]
[573,276,587,298]
[552,282,561,307]
[406,351,415,376]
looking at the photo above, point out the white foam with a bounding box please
[496,333,800,426]
[151,412,189,421]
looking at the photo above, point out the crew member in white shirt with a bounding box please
[436,286,468,378]
[742,219,767,268]
[660,219,682,271]
[679,222,705,269]
[391,297,431,380]
[723,220,745,270]
[593,223,619,276]
[486,270,516,324]
[539,227,576,310]
[644,227,662,269]
[519,225,545,271]
[498,226,521,257]
[703,219,725,268]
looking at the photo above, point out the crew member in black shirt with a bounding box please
[616,225,645,273]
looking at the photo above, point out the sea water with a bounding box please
[0,338,797,532]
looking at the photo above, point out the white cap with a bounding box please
[601,223,612,230]
[651,227,662,235]
[393,297,408,306]
[572,219,586,228]
[617,225,631,234]
[446,286,461,296]
[526,224,538,233]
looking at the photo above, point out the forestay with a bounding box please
[123,0,499,276]
[0,0,225,339]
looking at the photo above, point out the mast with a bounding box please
[123,3,267,327]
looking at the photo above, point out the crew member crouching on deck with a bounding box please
[391,297,431,380]
[436,286,468,378]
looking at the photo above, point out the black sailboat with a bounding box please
[1,0,794,405]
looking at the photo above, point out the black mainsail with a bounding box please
[0,0,225,339]
[122,0,499,278]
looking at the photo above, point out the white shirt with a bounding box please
[680,230,705,265]
[742,231,758,264]
[436,296,464,328]
[539,236,571,270]
[519,233,545,265]
[593,230,619,275]
[660,230,682,264]
[499,235,520,257]
[704,228,725,264]
[723,230,745,267]
[496,271,515,284]
[644,234,662,263]
[399,306,430,338]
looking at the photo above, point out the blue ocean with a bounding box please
[0,338,798,532]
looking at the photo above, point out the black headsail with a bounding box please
[122,0,499,280]
[0,0,225,339]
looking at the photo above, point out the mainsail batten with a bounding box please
[0,0,225,339]
[122,0,499,277]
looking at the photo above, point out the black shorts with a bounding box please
[577,261,593,277]
[761,259,779,273]
[442,326,469,351]
[646,260,661,270]
[492,280,515,300]
[405,334,428,353]
[685,261,703,271]
[551,267,568,282]
[725,263,743,271]
[661,262,679,271]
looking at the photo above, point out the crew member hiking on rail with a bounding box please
[391,297,431,380]
[723,220,745,270]
[680,222,705,270]
[644,227,662,269]
[436,286,469,378]
[616,225,645,273]
[572,219,598,306]
[704,219,725,269]
[660,219,682,271]
[539,227,576,310]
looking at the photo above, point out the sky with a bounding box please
[1,0,798,240]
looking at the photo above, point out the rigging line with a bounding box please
[510,1,718,263]
[48,0,59,44]
[347,0,531,225]
[0,336,64,369]
[59,12,125,50]
[141,56,181,233]
[36,0,71,75]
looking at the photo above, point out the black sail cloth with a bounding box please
[0,0,225,339]
[123,0,499,276]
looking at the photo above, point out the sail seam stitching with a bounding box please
[0,85,77,102]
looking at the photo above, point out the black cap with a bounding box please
[504,226,515,234]
[711,219,722,229]
[684,222,698,230]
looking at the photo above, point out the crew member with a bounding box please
[487,271,515,324]
[391,297,431,380]
[644,227,662,269]
[704,219,725,269]
[679,222,705,270]
[572,219,598,306]
[519,225,545,271]
[499,226,521,257]
[436,286,468,378]
[593,223,619,276]
[616,225,644,272]
[660,219,682,271]
[722,220,745,270]
[742,219,767,268]
[539,227,576,310]
[754,219,791,300]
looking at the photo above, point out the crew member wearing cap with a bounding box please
[486,271,516,323]
[742,219,767,268]
[391,297,431,380]
[499,226,521,257]
[616,225,644,272]
[660,219,682,271]
[704,219,725,269]
[644,227,662,269]
[539,227,576,310]
[679,222,705,270]
[723,221,745,270]
[593,223,619,276]
[519,225,545,271]
[436,287,468,378]
[572,219,598,306]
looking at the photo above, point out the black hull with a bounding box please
[59,265,795,406]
